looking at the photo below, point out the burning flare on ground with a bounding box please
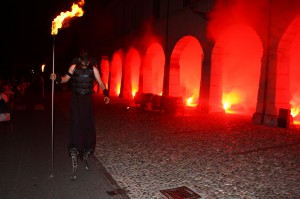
[186,95,198,107]
[51,0,85,35]
[222,90,241,113]
[132,88,138,98]
[290,99,300,124]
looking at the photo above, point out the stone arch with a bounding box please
[211,24,263,115]
[169,36,203,105]
[277,15,300,123]
[123,47,141,99]
[141,42,165,95]
[109,49,123,97]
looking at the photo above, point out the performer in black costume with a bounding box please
[50,49,110,180]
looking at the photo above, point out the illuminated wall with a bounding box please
[277,15,300,124]
[211,24,263,116]
[122,47,140,99]
[104,0,300,126]
[169,36,203,106]
[141,43,165,95]
[109,50,123,97]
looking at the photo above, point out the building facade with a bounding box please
[98,0,300,127]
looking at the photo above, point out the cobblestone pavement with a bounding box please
[93,96,300,199]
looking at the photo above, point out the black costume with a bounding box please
[68,55,99,157]
[53,50,109,179]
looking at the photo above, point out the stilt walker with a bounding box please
[50,0,85,180]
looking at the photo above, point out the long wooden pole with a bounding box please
[50,35,55,178]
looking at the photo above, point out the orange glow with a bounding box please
[289,23,300,124]
[187,97,193,104]
[132,88,138,98]
[143,43,165,95]
[170,36,203,102]
[290,101,300,125]
[294,120,300,125]
[212,24,262,115]
[41,64,45,72]
[51,0,85,35]
[186,96,197,107]
[291,106,300,117]
[123,47,140,99]
[117,84,121,95]
[110,50,123,97]
[222,90,241,113]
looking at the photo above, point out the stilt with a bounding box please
[69,148,79,180]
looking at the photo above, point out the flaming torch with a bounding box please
[50,0,85,177]
[51,0,85,36]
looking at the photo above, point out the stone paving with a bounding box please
[93,97,300,199]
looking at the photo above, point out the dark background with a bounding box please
[2,0,116,81]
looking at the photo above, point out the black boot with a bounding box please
[69,148,79,180]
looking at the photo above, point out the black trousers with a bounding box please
[68,94,96,153]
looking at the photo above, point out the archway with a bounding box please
[169,36,203,106]
[142,43,165,95]
[211,24,263,115]
[278,15,300,124]
[109,49,123,96]
[123,47,141,99]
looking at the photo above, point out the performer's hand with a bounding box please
[50,73,56,80]
[104,96,110,104]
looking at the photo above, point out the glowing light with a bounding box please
[51,0,85,35]
[291,106,300,117]
[294,120,300,125]
[41,64,46,72]
[222,91,241,113]
[223,102,229,110]
[187,97,193,104]
[290,99,300,124]
[186,96,197,107]
[132,88,138,98]
[291,106,300,125]
[117,84,121,95]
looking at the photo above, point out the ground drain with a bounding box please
[160,186,201,199]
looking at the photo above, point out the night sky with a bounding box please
[3,0,115,79]
[6,1,61,67]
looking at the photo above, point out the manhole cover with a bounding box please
[160,186,201,199]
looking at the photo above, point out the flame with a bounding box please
[186,96,197,107]
[132,88,138,98]
[291,106,300,125]
[222,91,241,113]
[291,106,300,117]
[117,84,121,95]
[51,0,85,35]
[290,99,300,124]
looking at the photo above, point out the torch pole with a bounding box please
[50,35,55,178]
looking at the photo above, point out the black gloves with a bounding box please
[55,75,62,83]
[103,89,109,97]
